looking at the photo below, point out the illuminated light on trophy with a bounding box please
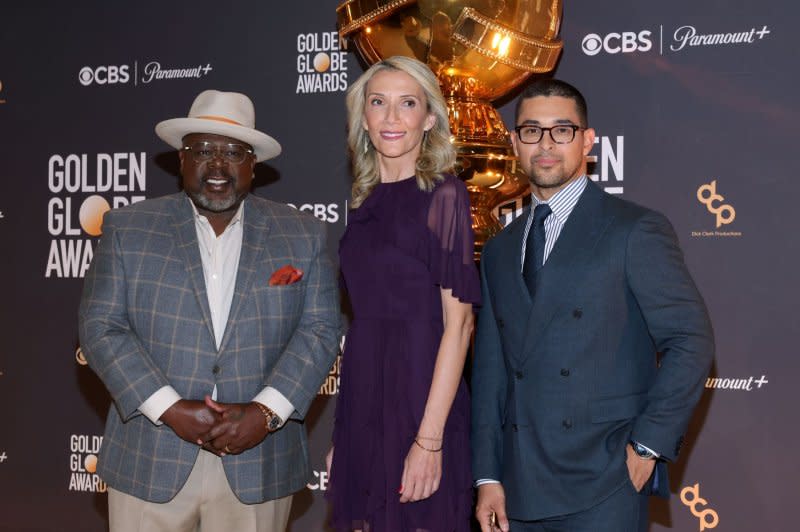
[337,0,563,257]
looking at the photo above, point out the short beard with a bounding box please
[528,161,581,190]
[188,190,241,213]
[188,170,244,213]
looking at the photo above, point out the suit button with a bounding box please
[212,365,220,375]
[562,419,573,429]
[512,424,518,432]
[573,309,583,319]
[497,319,505,328]
[515,371,523,379]
[560,368,570,377]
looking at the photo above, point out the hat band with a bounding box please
[195,115,244,126]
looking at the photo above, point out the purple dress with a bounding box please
[329,175,481,532]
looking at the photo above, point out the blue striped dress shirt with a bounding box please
[519,175,588,272]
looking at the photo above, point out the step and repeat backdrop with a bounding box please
[1,2,797,531]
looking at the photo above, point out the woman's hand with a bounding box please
[326,446,334,478]
[399,440,442,503]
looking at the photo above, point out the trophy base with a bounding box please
[448,99,530,260]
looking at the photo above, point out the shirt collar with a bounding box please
[530,175,588,225]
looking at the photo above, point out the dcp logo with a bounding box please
[697,180,735,228]
[680,483,719,531]
[582,31,652,56]
[78,65,130,86]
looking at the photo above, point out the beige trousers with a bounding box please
[108,450,293,532]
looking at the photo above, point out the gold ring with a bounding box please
[224,445,231,453]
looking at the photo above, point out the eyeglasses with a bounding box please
[182,141,254,164]
[514,124,585,144]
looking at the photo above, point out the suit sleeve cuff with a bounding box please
[139,386,181,425]
[475,479,501,487]
[253,387,295,428]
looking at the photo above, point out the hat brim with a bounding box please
[155,117,281,162]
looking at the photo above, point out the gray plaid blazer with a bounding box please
[78,192,340,503]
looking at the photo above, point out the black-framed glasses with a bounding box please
[181,141,254,164]
[514,124,585,144]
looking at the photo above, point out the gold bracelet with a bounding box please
[414,438,443,452]
[416,435,443,441]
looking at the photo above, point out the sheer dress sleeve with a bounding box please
[426,176,481,305]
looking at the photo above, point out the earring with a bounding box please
[363,135,370,154]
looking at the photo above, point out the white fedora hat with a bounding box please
[155,89,281,162]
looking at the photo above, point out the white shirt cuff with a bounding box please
[139,386,181,425]
[252,387,294,428]
[475,479,501,487]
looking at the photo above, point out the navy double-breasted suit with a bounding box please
[471,181,714,520]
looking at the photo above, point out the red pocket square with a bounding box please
[269,265,304,286]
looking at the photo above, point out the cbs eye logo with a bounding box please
[582,31,652,56]
[78,65,130,86]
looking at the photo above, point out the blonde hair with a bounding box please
[346,56,456,209]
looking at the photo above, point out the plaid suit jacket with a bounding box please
[78,192,340,503]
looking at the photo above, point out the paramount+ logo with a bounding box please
[581,31,652,56]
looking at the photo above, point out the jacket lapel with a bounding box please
[217,197,271,354]
[511,207,534,308]
[520,182,613,359]
[495,209,534,310]
[484,212,535,366]
[170,194,216,342]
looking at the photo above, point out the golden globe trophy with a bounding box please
[337,0,562,257]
